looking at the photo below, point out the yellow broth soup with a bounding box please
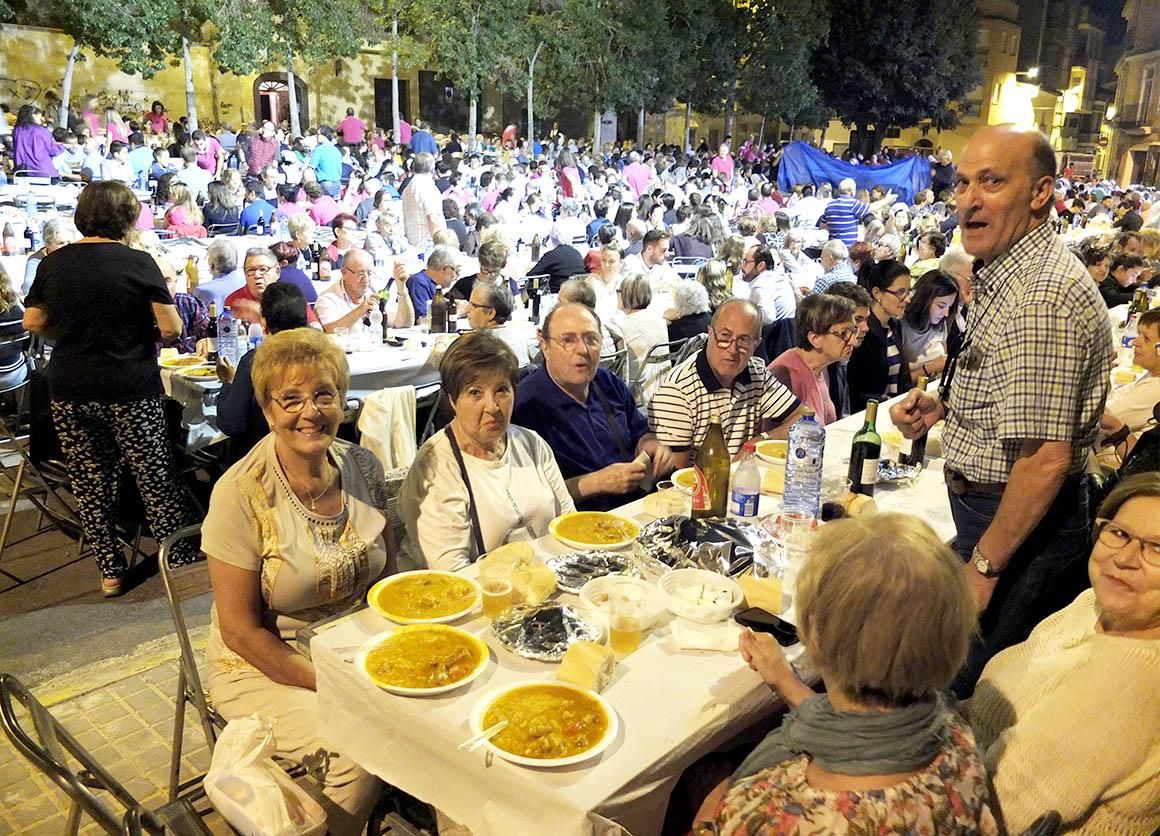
[482,684,609,760]
[373,573,477,620]
[554,513,638,546]
[364,628,483,689]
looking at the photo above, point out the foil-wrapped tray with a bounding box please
[878,460,921,485]
[633,516,784,578]
[545,551,641,593]
[491,603,604,662]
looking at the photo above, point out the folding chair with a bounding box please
[599,347,628,382]
[673,333,708,367]
[629,338,687,405]
[204,223,239,237]
[671,256,707,279]
[416,384,445,444]
[0,673,213,836]
[157,525,220,802]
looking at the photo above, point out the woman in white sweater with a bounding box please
[400,331,574,571]
[968,473,1160,835]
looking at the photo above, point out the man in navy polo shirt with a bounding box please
[513,303,675,511]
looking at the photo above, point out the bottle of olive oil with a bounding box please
[692,414,729,518]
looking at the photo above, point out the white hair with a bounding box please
[42,218,81,247]
[672,279,710,318]
[838,178,857,196]
[939,247,974,275]
[821,239,849,260]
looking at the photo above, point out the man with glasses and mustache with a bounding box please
[649,299,805,468]
[513,303,675,511]
[891,125,1114,698]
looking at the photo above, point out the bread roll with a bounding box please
[556,640,616,692]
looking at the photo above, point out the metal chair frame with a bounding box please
[0,673,212,836]
[599,347,629,382]
[629,338,688,405]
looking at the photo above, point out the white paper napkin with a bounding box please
[668,619,743,653]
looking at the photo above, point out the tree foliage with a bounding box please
[738,0,831,127]
[812,0,980,133]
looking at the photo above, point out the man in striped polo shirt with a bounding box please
[819,177,896,246]
[649,299,805,466]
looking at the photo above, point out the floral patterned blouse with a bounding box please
[714,715,999,835]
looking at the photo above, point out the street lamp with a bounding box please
[1018,66,1040,80]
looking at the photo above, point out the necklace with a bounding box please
[291,464,336,511]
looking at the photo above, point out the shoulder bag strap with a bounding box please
[444,426,486,559]
[592,380,632,461]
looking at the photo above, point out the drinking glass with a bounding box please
[652,480,690,517]
[608,583,645,654]
[333,327,351,353]
[479,561,514,620]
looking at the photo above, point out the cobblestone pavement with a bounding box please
[0,657,232,834]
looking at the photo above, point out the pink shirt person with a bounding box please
[338,113,366,145]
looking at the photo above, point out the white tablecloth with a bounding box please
[311,410,955,835]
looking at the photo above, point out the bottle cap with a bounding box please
[801,406,815,416]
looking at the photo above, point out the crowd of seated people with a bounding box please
[13,104,1160,835]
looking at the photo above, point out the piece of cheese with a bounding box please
[739,574,783,615]
[480,541,535,571]
[511,562,557,605]
[761,466,785,495]
[556,640,616,692]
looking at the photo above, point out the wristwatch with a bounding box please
[972,545,1002,578]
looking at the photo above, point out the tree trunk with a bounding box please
[757,114,766,148]
[286,52,301,138]
[468,92,478,144]
[593,104,601,151]
[59,44,80,129]
[182,38,199,132]
[527,43,542,144]
[723,78,737,140]
[683,97,692,152]
[637,107,645,147]
[391,16,400,138]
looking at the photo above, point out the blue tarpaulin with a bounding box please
[777,142,932,204]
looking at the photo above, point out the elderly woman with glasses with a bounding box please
[966,473,1160,834]
[770,294,858,425]
[204,328,394,835]
[400,331,573,571]
[847,259,912,412]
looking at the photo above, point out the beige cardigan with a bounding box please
[969,589,1160,834]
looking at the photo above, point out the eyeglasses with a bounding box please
[880,286,912,301]
[244,264,275,275]
[272,390,340,414]
[1094,518,1160,567]
[711,330,758,351]
[468,300,494,312]
[826,327,859,343]
[547,334,602,351]
[342,268,373,280]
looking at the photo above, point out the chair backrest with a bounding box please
[674,333,708,367]
[157,526,217,737]
[205,223,238,237]
[0,673,136,834]
[630,338,686,404]
[599,347,628,381]
[757,318,796,363]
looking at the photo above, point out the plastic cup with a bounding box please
[652,480,690,517]
[479,561,513,620]
[608,583,645,654]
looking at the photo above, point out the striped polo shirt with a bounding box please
[820,196,869,246]
[648,348,800,457]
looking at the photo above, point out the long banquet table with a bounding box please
[307,392,956,836]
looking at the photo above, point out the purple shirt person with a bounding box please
[13,105,62,178]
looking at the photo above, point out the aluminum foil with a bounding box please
[491,603,604,662]
[878,460,922,485]
[545,551,641,593]
[633,516,783,578]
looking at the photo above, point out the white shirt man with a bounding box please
[742,244,796,324]
[402,152,446,247]
[315,250,415,331]
[622,229,679,307]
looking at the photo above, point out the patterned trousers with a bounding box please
[52,397,197,579]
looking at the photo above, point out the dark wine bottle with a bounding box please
[848,399,882,496]
[898,377,929,468]
[205,303,219,361]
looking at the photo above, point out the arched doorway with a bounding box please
[253,73,309,132]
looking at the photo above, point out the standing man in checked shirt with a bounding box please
[891,125,1114,697]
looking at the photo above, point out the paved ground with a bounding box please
[0,487,225,833]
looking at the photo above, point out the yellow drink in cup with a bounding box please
[481,579,514,619]
[609,615,642,654]
[608,583,645,654]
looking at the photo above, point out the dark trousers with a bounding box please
[947,478,1091,698]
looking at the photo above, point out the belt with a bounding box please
[944,468,1007,496]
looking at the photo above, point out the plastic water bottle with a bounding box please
[730,442,761,517]
[218,309,237,363]
[782,408,825,518]
[247,321,264,353]
[367,299,383,342]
